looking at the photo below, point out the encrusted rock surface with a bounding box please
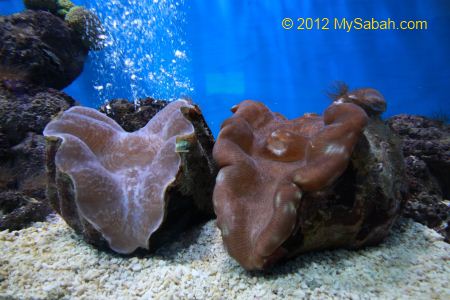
[0,80,74,230]
[99,98,169,132]
[0,80,74,153]
[388,114,450,242]
[0,10,88,89]
[0,216,448,299]
[0,191,52,231]
[45,99,216,253]
[0,134,48,200]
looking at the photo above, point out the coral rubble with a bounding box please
[44,100,216,252]
[213,89,406,270]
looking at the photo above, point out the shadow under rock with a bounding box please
[244,217,432,280]
[152,219,213,261]
[64,211,213,262]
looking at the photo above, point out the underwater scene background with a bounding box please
[1,1,450,299]
[1,0,450,135]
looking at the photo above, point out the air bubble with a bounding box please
[86,0,192,105]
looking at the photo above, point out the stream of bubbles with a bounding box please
[85,0,193,105]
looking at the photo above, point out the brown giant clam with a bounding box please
[213,88,406,270]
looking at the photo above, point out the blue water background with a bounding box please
[1,0,449,135]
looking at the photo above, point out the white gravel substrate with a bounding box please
[0,216,449,300]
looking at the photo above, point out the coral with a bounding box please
[23,0,58,12]
[213,90,405,270]
[65,6,106,50]
[0,10,88,89]
[44,100,216,253]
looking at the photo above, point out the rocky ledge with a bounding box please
[388,114,450,242]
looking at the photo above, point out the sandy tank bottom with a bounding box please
[0,215,449,300]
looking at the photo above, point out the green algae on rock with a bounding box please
[65,6,106,50]
[56,0,74,17]
[22,1,105,50]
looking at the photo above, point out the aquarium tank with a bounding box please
[0,0,449,299]
[1,0,449,135]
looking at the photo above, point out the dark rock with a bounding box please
[388,114,450,197]
[23,0,58,13]
[0,190,53,231]
[388,114,450,242]
[0,10,88,89]
[0,134,52,231]
[0,134,48,199]
[0,79,74,153]
[0,81,74,231]
[99,98,169,132]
